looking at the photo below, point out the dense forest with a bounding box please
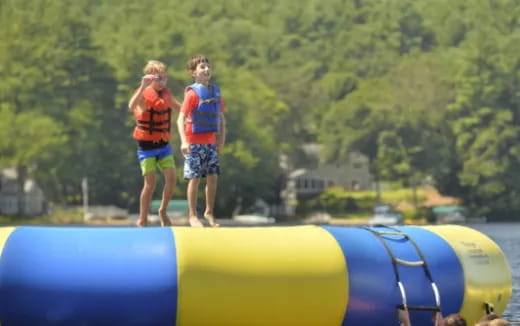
[1,0,520,220]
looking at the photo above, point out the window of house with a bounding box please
[328,180,334,187]
[304,179,308,189]
[353,163,362,169]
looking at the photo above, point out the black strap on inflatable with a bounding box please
[362,224,441,314]
[362,225,401,282]
[397,304,440,312]
[485,302,495,314]
[364,224,436,283]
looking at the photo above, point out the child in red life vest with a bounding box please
[176,55,226,227]
[128,60,181,227]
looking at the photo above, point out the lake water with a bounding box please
[469,222,520,321]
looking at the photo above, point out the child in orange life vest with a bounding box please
[176,55,226,227]
[128,60,181,227]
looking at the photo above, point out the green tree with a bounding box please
[0,105,65,214]
[448,26,520,218]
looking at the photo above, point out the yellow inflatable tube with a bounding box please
[174,226,348,326]
[425,225,512,324]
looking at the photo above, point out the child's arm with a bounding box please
[177,112,189,154]
[397,308,411,326]
[163,90,181,112]
[172,97,181,111]
[218,112,226,151]
[128,75,153,112]
[177,89,198,154]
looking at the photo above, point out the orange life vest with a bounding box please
[133,93,172,142]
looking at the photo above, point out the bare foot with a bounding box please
[204,214,220,227]
[136,218,148,227]
[189,216,204,227]
[159,210,172,227]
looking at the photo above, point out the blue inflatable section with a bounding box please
[323,225,465,326]
[0,227,178,326]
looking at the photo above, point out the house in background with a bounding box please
[0,168,46,216]
[280,144,373,216]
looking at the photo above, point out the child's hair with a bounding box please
[186,55,210,72]
[442,314,467,326]
[489,319,510,326]
[143,60,167,75]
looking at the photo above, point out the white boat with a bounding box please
[232,214,276,224]
[368,204,403,225]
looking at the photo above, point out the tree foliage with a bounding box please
[1,0,520,219]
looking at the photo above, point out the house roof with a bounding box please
[301,143,324,157]
[1,168,17,179]
[288,168,308,178]
[1,168,43,194]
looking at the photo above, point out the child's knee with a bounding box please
[143,183,155,192]
[189,178,201,186]
[143,175,156,189]
[165,175,175,187]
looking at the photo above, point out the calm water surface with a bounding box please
[470,223,520,320]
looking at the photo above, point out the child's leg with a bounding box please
[204,174,219,227]
[156,150,176,227]
[158,167,175,226]
[183,144,205,227]
[202,144,220,227]
[187,178,203,227]
[137,172,156,227]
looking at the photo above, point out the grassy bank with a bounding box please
[0,207,84,225]
[299,186,458,223]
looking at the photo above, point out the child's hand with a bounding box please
[397,308,411,326]
[181,141,190,154]
[432,312,443,325]
[141,75,154,88]
[163,91,174,107]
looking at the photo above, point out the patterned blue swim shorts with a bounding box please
[183,144,220,179]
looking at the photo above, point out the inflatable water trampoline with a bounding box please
[0,224,512,326]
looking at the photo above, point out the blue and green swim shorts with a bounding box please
[137,144,175,175]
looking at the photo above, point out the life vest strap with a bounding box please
[192,121,218,127]
[199,98,219,104]
[139,106,172,135]
[146,108,171,114]
[137,119,171,125]
[396,304,440,312]
[192,111,218,117]
[136,125,170,132]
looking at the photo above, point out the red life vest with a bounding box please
[133,89,172,142]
